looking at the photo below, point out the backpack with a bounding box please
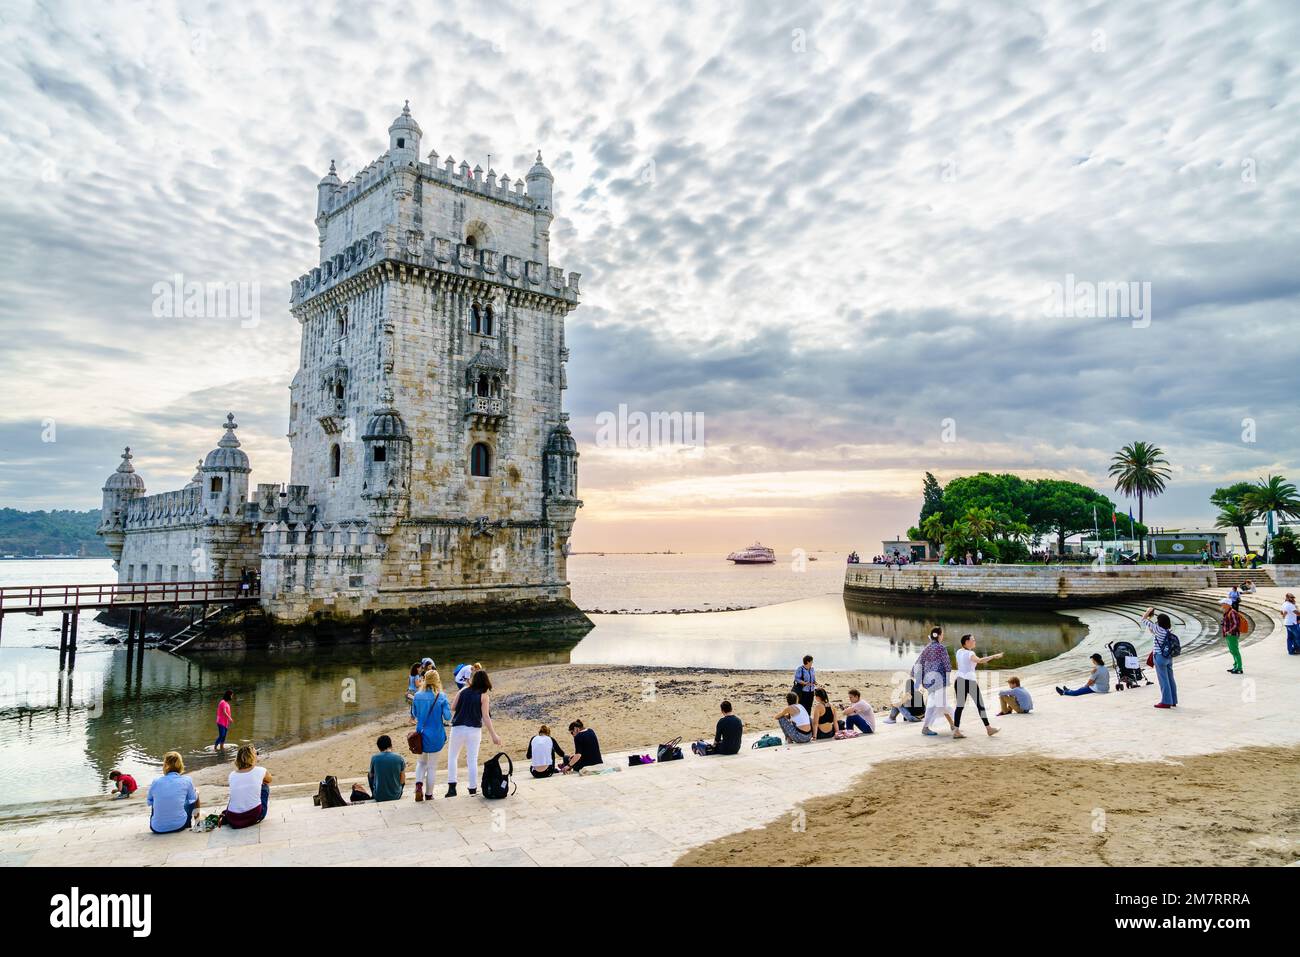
[752,734,782,749]
[656,737,684,762]
[313,775,348,809]
[481,752,515,800]
[1167,631,1182,657]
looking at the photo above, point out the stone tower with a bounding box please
[270,103,585,628]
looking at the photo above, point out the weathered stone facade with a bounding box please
[98,103,585,638]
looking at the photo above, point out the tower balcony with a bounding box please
[464,395,507,429]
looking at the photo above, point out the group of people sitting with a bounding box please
[127,743,272,834]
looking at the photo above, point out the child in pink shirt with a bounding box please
[215,690,233,749]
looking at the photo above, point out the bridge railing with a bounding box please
[0,580,255,613]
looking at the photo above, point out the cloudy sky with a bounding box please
[0,0,1296,552]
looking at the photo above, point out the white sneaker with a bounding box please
[883,717,896,724]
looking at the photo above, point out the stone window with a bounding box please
[396,137,405,149]
[373,445,386,462]
[470,302,495,336]
[209,476,223,494]
[336,309,348,339]
[330,443,341,477]
[470,442,491,477]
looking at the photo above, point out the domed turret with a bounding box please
[388,101,422,164]
[98,447,146,564]
[317,159,342,215]
[362,397,411,535]
[201,413,251,521]
[544,415,579,499]
[526,150,554,216]
[103,446,146,493]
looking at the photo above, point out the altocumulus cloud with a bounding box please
[0,0,1296,549]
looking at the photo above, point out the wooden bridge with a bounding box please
[0,579,259,658]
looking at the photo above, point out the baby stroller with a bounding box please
[1107,640,1152,690]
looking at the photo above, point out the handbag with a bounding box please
[1146,650,1155,668]
[407,728,423,754]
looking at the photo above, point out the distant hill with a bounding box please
[0,508,108,557]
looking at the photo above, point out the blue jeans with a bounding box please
[258,783,270,822]
[845,714,873,734]
[1286,623,1300,655]
[1062,685,1094,697]
[1154,653,1177,706]
[215,723,229,748]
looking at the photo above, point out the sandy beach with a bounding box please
[190,664,900,790]
[679,746,1300,867]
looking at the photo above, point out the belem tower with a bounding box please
[97,103,588,641]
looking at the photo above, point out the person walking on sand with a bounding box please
[1141,608,1178,708]
[1220,599,1245,675]
[1282,592,1300,655]
[445,669,502,797]
[411,668,451,801]
[214,690,233,750]
[914,627,959,737]
[953,634,1001,738]
[793,655,817,715]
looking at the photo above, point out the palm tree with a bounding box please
[1214,503,1255,553]
[1242,474,1300,522]
[1243,475,1300,559]
[920,513,948,547]
[963,506,996,542]
[1108,441,1171,541]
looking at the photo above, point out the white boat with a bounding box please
[727,542,776,564]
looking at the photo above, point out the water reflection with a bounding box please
[0,631,584,806]
[572,594,1086,672]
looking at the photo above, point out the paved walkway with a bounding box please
[2,589,1295,867]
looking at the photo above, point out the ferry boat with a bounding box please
[726,542,776,564]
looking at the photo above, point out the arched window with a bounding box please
[465,235,477,248]
[490,376,501,398]
[483,304,494,336]
[476,374,490,397]
[334,380,344,401]
[372,445,386,462]
[470,442,491,477]
[471,303,482,334]
[330,443,341,477]
[209,476,223,494]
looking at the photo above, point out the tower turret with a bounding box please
[98,446,146,565]
[201,413,252,522]
[361,396,411,535]
[526,150,554,217]
[388,101,422,165]
[317,160,342,216]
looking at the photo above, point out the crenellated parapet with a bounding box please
[289,230,580,311]
[123,486,204,531]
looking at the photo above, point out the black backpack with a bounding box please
[313,774,348,809]
[1167,631,1182,657]
[481,752,515,800]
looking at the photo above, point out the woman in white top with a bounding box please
[1282,592,1299,655]
[775,692,813,744]
[952,634,1002,739]
[224,744,271,828]
[526,724,567,778]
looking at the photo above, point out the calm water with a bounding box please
[0,555,1086,805]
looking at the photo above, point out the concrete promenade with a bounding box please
[1,589,1294,868]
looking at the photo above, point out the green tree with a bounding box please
[1107,441,1171,542]
[1242,475,1300,522]
[919,472,945,526]
[1213,502,1255,553]
[1030,479,1122,556]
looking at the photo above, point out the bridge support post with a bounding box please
[66,611,78,671]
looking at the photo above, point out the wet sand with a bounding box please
[677,746,1300,867]
[191,663,898,790]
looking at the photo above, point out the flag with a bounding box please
[1111,511,1117,524]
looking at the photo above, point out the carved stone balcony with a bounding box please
[464,395,506,430]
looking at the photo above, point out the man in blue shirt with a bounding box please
[996,676,1034,715]
[368,735,406,802]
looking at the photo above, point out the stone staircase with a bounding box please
[1214,568,1276,588]
[153,605,239,655]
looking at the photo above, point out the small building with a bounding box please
[880,539,935,562]
[1144,529,1227,560]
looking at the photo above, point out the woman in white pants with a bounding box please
[446,669,502,797]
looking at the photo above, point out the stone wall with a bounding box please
[844,563,1219,608]
[1264,564,1300,587]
